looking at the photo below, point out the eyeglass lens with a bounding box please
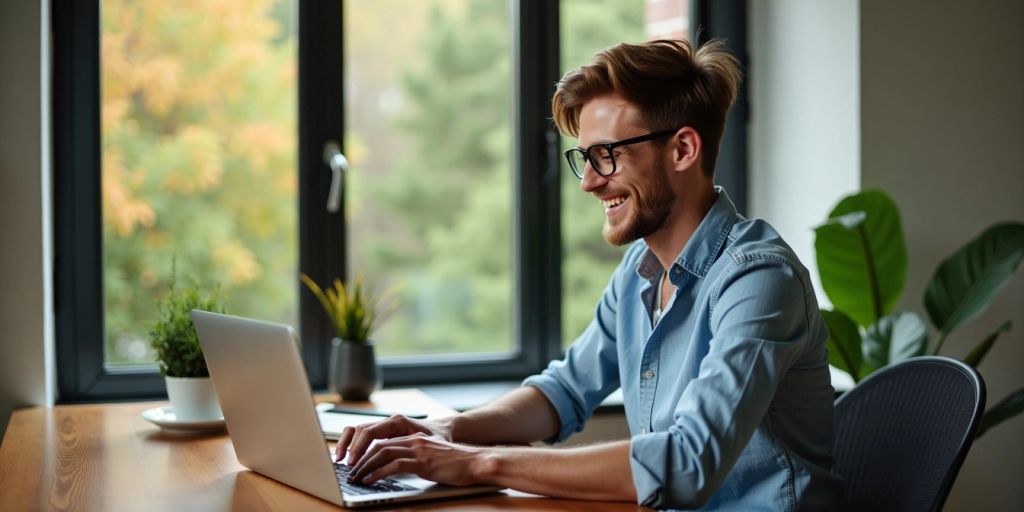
[567,146,614,178]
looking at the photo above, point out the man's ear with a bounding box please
[670,127,702,173]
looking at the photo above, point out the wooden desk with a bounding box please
[0,390,645,511]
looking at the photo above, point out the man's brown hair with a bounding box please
[552,39,741,177]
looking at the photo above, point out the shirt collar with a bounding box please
[636,186,739,282]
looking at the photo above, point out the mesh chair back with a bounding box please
[834,356,985,512]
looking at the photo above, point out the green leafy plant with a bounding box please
[815,189,1024,437]
[301,274,394,343]
[149,278,225,378]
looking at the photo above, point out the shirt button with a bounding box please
[640,428,648,434]
[644,369,656,379]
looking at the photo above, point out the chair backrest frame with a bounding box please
[833,356,986,512]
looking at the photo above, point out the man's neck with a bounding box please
[644,187,718,272]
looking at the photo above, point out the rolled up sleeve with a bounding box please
[630,255,812,509]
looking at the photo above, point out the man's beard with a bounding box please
[602,164,675,246]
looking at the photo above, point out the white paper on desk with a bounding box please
[315,402,382,440]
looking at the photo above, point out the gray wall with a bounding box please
[0,0,54,443]
[861,0,1024,508]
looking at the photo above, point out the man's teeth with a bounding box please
[602,196,627,209]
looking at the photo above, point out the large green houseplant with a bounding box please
[150,275,226,421]
[301,274,393,401]
[815,190,1024,436]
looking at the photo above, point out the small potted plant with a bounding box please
[301,273,392,401]
[150,279,226,421]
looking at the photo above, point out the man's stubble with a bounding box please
[602,160,676,246]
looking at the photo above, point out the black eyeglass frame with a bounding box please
[564,128,679,179]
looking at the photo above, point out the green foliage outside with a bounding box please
[149,278,225,378]
[346,0,514,356]
[348,0,646,357]
[815,189,1024,436]
[103,0,650,364]
[102,0,297,365]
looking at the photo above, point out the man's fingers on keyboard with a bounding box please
[346,422,388,466]
[335,426,356,462]
[362,458,417,485]
[349,446,414,483]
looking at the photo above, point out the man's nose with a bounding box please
[579,162,607,193]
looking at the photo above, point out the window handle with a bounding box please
[322,141,348,214]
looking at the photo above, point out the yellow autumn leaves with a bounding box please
[100,0,295,288]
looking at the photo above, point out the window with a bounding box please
[55,0,745,401]
[99,0,299,368]
[344,1,514,359]
[54,0,315,400]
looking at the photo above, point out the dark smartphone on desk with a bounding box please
[325,406,428,419]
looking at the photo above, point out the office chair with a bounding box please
[833,356,985,512]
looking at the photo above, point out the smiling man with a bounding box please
[336,39,843,510]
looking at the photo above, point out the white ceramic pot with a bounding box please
[165,376,222,421]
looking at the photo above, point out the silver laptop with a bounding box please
[191,310,501,508]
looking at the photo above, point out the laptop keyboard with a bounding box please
[334,463,418,495]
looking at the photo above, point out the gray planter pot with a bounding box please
[328,338,381,401]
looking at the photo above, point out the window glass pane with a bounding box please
[344,0,513,358]
[101,0,298,366]
[560,0,689,348]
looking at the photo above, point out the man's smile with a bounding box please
[600,195,629,217]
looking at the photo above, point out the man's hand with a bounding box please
[347,432,490,487]
[334,414,454,465]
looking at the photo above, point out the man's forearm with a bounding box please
[442,386,561,445]
[475,440,637,502]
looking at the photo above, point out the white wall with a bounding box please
[748,0,861,308]
[861,0,1024,508]
[0,0,54,443]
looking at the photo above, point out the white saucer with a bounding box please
[141,406,226,434]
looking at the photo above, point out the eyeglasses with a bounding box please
[564,129,678,179]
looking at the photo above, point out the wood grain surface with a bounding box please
[0,390,646,511]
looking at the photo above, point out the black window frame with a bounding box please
[692,0,749,215]
[53,0,745,402]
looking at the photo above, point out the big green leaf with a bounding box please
[977,386,1024,438]
[814,190,907,328]
[964,321,1012,368]
[924,223,1024,348]
[861,311,928,375]
[821,309,863,381]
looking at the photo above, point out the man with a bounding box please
[336,39,843,510]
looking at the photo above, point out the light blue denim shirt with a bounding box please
[524,189,844,510]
